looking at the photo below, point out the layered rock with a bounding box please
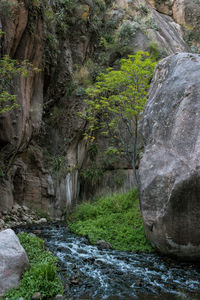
[0,229,29,296]
[139,52,200,260]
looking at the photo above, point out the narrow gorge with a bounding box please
[0,0,195,216]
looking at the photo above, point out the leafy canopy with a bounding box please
[82,51,156,142]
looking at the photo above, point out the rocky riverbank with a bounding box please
[0,204,63,231]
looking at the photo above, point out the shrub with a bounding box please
[69,189,153,252]
[80,162,104,186]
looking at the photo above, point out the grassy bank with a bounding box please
[68,189,152,252]
[4,233,64,299]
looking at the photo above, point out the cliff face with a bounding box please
[0,0,197,216]
[0,0,44,212]
[139,52,200,260]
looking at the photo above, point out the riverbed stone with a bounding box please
[96,240,113,250]
[139,52,200,260]
[0,229,30,296]
[35,217,47,224]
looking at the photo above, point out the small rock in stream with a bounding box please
[70,278,79,285]
[96,240,112,249]
[54,294,64,300]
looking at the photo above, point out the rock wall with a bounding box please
[0,0,196,217]
[146,0,200,51]
[0,0,44,212]
[139,52,200,260]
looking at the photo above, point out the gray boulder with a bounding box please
[0,229,29,296]
[139,52,200,260]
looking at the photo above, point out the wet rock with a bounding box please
[139,52,200,260]
[96,240,113,249]
[33,230,41,234]
[22,205,29,211]
[0,229,29,295]
[13,203,21,211]
[70,277,79,285]
[54,295,64,300]
[22,215,29,221]
[35,218,47,224]
[32,292,41,300]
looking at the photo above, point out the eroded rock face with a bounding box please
[0,229,29,296]
[139,52,200,260]
[0,0,43,150]
[107,0,189,55]
[147,0,200,51]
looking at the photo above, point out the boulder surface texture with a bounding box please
[0,229,29,296]
[139,52,200,260]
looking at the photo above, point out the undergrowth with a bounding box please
[4,233,63,299]
[68,189,153,252]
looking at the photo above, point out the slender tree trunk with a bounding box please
[132,117,142,210]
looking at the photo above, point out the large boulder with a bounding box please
[0,229,29,296]
[139,52,200,260]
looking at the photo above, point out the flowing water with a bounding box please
[16,223,200,300]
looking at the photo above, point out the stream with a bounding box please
[16,222,200,300]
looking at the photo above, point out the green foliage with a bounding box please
[69,189,153,252]
[88,143,99,160]
[117,22,139,45]
[43,0,76,64]
[114,169,126,187]
[47,106,64,125]
[51,155,67,172]
[4,233,63,299]
[0,29,5,37]
[137,4,150,15]
[82,51,156,141]
[148,41,161,61]
[43,150,67,178]
[80,162,103,186]
[181,24,199,50]
[0,55,39,114]
[103,146,122,168]
[79,51,155,184]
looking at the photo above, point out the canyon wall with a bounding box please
[0,0,197,216]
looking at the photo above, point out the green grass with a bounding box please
[68,189,153,252]
[4,233,64,300]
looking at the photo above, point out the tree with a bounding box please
[0,55,39,114]
[80,51,156,185]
